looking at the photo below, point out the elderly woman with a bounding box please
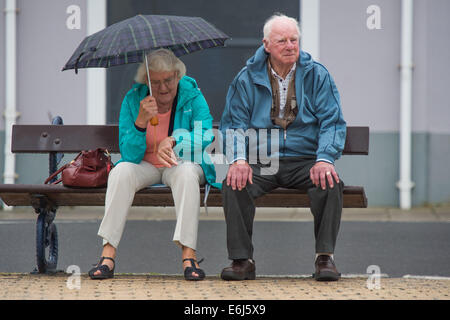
[88,49,216,281]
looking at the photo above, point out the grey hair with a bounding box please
[134,48,186,84]
[263,13,301,41]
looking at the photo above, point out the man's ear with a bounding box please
[263,39,270,53]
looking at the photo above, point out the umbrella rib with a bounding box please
[128,23,140,51]
[178,20,203,50]
[126,23,141,65]
[190,19,219,47]
[138,15,158,47]
[86,30,110,68]
[91,29,110,60]
[102,28,121,68]
[165,18,190,54]
[165,18,177,46]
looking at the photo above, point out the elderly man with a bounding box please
[219,13,346,281]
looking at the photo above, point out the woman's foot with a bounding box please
[89,243,116,279]
[182,246,205,280]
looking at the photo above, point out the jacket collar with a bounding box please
[246,45,314,90]
[132,76,200,112]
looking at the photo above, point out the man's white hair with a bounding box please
[263,13,301,41]
[134,48,186,84]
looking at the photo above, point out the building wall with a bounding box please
[1,0,449,206]
[15,0,87,126]
[0,0,5,130]
[320,0,450,206]
[1,0,89,184]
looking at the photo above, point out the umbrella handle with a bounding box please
[150,117,159,126]
[145,53,159,126]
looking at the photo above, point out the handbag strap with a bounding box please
[44,163,69,185]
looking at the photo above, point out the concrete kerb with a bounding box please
[2,205,450,222]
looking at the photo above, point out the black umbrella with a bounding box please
[63,14,229,70]
[62,14,229,96]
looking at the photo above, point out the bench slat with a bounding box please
[12,125,369,155]
[0,185,367,208]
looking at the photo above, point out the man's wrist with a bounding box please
[316,158,334,165]
[234,159,248,165]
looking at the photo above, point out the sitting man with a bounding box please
[219,13,347,281]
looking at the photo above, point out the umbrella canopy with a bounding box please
[62,14,229,73]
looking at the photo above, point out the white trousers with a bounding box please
[97,160,205,250]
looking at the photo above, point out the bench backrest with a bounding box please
[11,125,369,155]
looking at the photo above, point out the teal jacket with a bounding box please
[219,45,346,164]
[117,76,218,188]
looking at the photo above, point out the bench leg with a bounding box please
[34,209,59,274]
[31,195,59,274]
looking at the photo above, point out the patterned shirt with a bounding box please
[270,63,296,118]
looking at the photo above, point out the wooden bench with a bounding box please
[0,119,369,273]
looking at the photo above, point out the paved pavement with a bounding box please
[1,205,449,301]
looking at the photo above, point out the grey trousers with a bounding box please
[221,156,344,260]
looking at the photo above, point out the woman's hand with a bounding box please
[135,96,158,128]
[156,137,178,167]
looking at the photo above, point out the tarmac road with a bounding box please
[0,219,449,278]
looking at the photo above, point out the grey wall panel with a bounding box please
[411,133,429,206]
[411,0,429,133]
[429,134,450,203]
[427,0,450,134]
[320,0,401,132]
[0,0,6,131]
[16,0,87,125]
[336,132,400,207]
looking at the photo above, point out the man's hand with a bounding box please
[310,161,340,190]
[156,137,178,168]
[226,160,253,191]
[135,96,158,128]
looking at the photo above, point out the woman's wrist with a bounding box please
[169,136,176,147]
[134,121,147,132]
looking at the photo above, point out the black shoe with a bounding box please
[221,259,256,281]
[88,257,115,280]
[313,255,341,281]
[183,258,205,281]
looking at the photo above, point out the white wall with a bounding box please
[14,0,87,125]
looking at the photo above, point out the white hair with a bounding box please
[263,13,301,41]
[134,48,186,84]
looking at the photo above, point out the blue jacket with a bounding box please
[219,45,346,164]
[117,76,218,188]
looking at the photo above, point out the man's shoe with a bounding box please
[221,259,256,281]
[313,255,341,281]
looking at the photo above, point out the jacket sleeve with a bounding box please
[313,69,347,163]
[118,94,147,164]
[219,76,251,163]
[172,93,214,164]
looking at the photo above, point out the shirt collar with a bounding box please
[270,62,296,81]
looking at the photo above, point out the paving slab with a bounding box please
[0,273,449,300]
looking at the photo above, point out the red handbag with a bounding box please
[45,148,114,187]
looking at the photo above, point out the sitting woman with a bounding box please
[89,49,216,281]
